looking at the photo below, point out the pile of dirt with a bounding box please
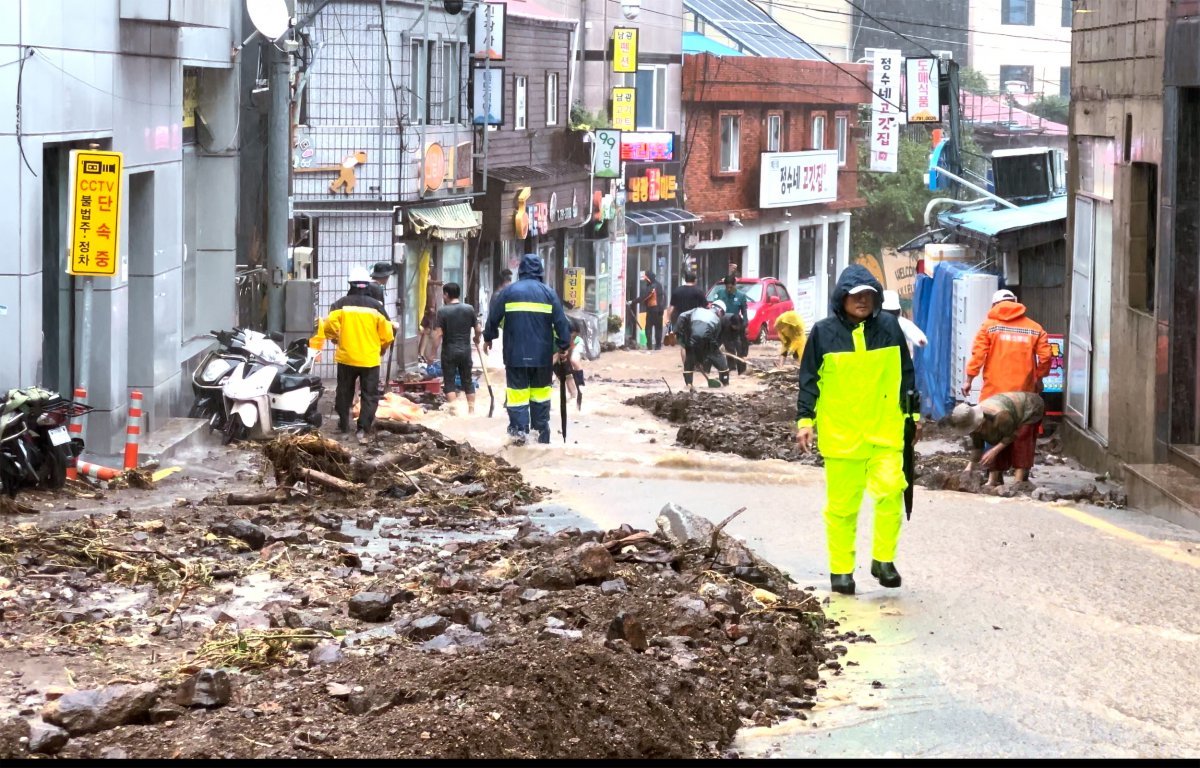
[0,428,834,759]
[627,390,821,465]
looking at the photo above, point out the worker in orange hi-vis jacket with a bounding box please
[962,289,1053,403]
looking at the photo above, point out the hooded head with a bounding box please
[830,264,883,323]
[518,253,544,282]
[644,271,656,283]
[987,288,1028,322]
[711,299,727,316]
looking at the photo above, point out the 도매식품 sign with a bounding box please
[67,150,123,277]
[905,57,940,123]
[758,150,838,208]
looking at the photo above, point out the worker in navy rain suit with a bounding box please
[483,254,572,445]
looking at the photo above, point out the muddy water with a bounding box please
[426,349,1200,757]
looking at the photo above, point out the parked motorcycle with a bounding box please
[220,336,323,444]
[0,388,92,497]
[190,328,312,431]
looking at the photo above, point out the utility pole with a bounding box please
[266,41,291,334]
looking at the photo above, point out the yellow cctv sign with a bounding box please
[67,150,123,277]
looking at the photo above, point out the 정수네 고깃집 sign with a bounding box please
[870,48,901,173]
[905,57,940,123]
[67,150,123,277]
[611,87,636,131]
[758,150,838,208]
[612,28,638,73]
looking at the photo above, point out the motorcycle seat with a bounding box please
[273,373,322,393]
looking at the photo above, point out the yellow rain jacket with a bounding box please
[775,310,807,360]
[324,291,394,368]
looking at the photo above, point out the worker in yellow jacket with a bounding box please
[796,265,920,595]
[774,310,806,362]
[323,267,395,443]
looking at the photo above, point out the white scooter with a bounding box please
[220,337,324,444]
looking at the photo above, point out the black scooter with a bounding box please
[0,388,91,497]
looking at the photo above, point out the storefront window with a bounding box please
[442,241,465,289]
[798,226,818,279]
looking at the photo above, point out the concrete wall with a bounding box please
[970,0,1071,96]
[1063,0,1165,473]
[0,0,238,454]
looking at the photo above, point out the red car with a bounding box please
[706,277,795,343]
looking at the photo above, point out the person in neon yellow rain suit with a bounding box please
[796,265,921,595]
[774,310,807,362]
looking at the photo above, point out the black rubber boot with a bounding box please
[871,560,902,588]
[830,573,856,595]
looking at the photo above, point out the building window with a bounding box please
[811,113,826,150]
[514,75,527,130]
[719,113,740,172]
[999,65,1034,95]
[546,72,559,126]
[1060,66,1071,100]
[766,113,782,152]
[835,114,849,165]
[759,232,782,278]
[433,43,463,124]
[1129,163,1157,313]
[797,226,818,280]
[635,66,667,130]
[1062,0,1072,26]
[408,41,427,123]
[1002,0,1034,26]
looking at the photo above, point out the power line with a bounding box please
[842,0,935,57]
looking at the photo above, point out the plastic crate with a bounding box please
[399,379,443,395]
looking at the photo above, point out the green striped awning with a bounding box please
[408,202,482,240]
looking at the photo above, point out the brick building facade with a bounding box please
[681,54,870,327]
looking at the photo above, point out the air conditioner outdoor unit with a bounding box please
[290,246,314,279]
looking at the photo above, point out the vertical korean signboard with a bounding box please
[612,28,638,73]
[905,57,940,123]
[67,150,123,277]
[593,129,622,178]
[563,267,585,309]
[870,49,901,173]
[611,87,636,131]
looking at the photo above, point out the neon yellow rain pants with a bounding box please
[823,447,907,575]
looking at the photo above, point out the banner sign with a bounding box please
[870,48,901,173]
[67,150,123,277]
[611,87,636,131]
[905,57,940,123]
[593,129,621,178]
[612,28,638,73]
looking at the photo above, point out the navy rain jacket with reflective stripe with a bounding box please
[483,254,572,368]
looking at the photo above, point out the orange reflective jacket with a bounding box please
[965,301,1052,402]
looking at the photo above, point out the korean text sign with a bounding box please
[870,49,901,173]
[612,28,638,73]
[611,87,636,131]
[67,150,123,277]
[593,129,622,178]
[759,150,839,208]
[905,57,940,123]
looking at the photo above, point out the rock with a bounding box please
[356,512,380,529]
[656,503,714,549]
[468,613,494,634]
[498,584,524,605]
[147,703,186,724]
[214,608,272,631]
[0,716,29,759]
[213,519,267,550]
[283,609,333,633]
[310,513,341,530]
[347,592,393,622]
[776,674,803,696]
[518,588,549,603]
[28,721,69,755]
[324,530,357,544]
[419,625,487,655]
[544,616,566,630]
[410,615,450,640]
[539,627,584,641]
[308,643,344,667]
[266,528,310,545]
[42,683,160,735]
[446,483,486,497]
[342,625,397,647]
[325,683,355,699]
[55,609,109,625]
[569,542,615,582]
[175,669,232,709]
[600,578,628,596]
[100,747,129,759]
[606,611,648,652]
[527,566,576,591]
[435,572,477,594]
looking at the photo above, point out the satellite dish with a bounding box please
[247,0,291,41]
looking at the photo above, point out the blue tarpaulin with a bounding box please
[914,262,973,420]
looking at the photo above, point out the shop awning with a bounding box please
[625,208,700,227]
[408,202,482,240]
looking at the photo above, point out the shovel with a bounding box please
[475,341,495,418]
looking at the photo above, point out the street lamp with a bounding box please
[621,0,641,20]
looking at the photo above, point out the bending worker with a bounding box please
[676,301,729,390]
[774,310,806,363]
[483,254,571,445]
[949,392,1045,487]
[796,264,920,596]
